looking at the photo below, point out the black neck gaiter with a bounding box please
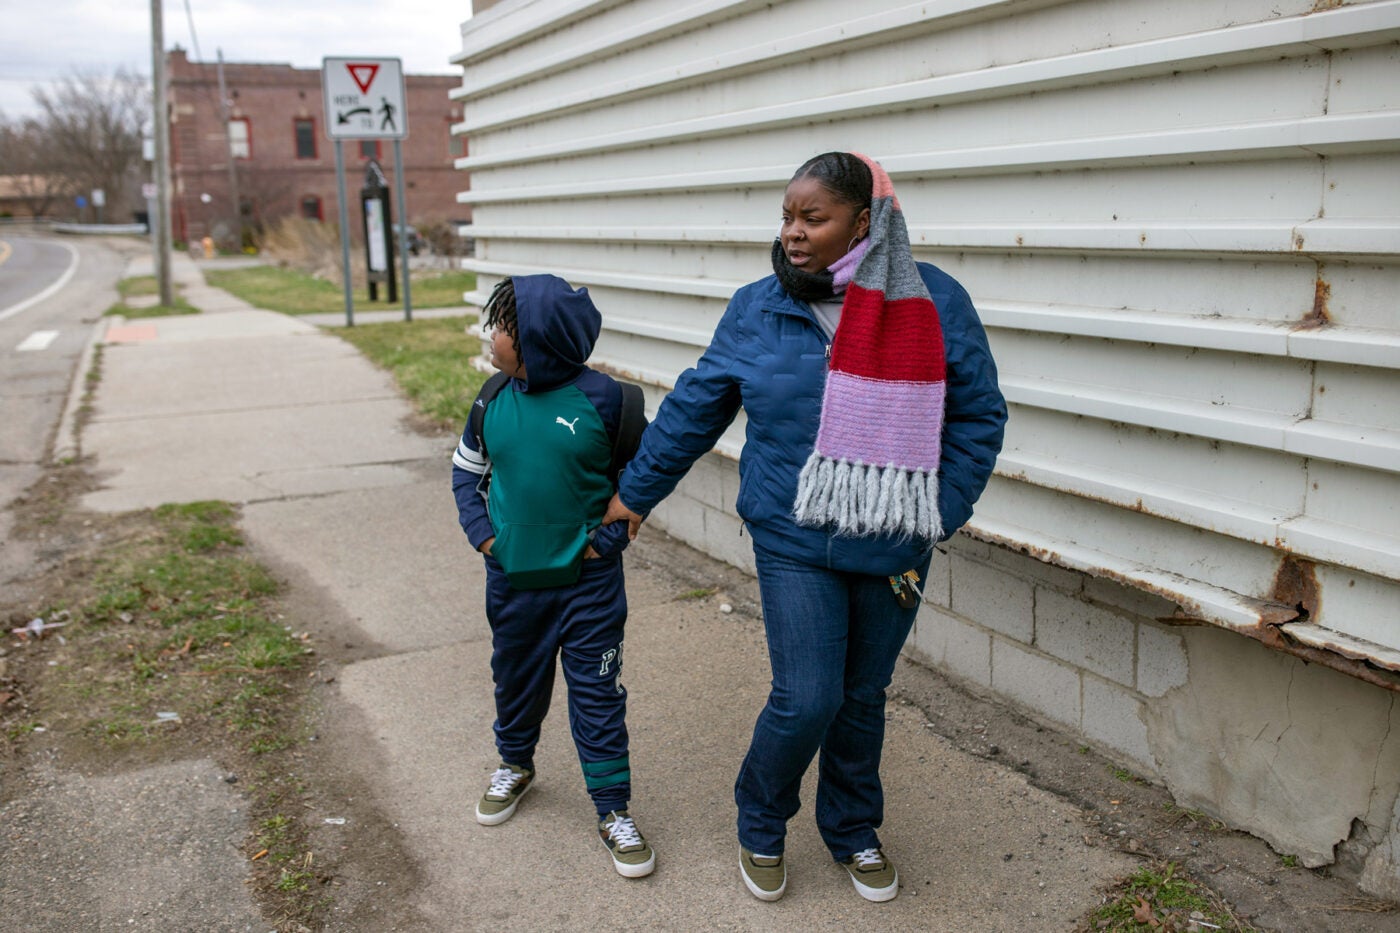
[771,238,835,303]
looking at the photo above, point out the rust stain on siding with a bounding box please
[1298,275,1331,329]
[1269,555,1320,622]
[1251,556,1400,692]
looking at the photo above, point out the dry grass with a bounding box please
[255,215,364,283]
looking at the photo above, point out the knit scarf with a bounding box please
[771,236,871,302]
[790,154,947,542]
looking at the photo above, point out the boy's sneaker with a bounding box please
[598,810,655,878]
[841,847,898,902]
[740,848,786,901]
[474,763,533,825]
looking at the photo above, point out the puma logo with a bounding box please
[555,416,580,435]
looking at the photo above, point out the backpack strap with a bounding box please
[469,370,511,460]
[608,381,648,485]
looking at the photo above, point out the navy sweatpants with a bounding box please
[483,552,631,815]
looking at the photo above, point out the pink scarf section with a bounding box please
[828,236,870,290]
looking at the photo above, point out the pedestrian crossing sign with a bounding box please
[322,57,408,140]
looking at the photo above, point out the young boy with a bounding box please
[451,274,653,878]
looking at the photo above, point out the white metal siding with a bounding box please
[454,0,1400,676]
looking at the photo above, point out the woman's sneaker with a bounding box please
[841,847,898,901]
[740,848,786,901]
[475,764,533,825]
[598,810,655,877]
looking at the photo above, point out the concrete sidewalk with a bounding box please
[72,253,1137,929]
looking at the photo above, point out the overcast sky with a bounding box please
[0,0,469,120]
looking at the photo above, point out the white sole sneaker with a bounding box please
[740,853,786,901]
[608,847,656,878]
[598,811,655,878]
[847,866,899,902]
[475,778,531,826]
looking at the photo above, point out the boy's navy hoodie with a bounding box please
[452,275,630,588]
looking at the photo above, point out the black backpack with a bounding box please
[468,371,648,485]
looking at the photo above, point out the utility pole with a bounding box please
[216,48,243,250]
[150,0,173,305]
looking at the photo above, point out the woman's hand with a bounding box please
[479,536,495,557]
[603,494,645,541]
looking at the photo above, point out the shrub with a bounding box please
[254,215,364,283]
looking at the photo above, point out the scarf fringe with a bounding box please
[794,452,942,542]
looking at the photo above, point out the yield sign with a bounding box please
[347,63,379,94]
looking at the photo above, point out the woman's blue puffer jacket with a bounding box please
[617,262,1008,577]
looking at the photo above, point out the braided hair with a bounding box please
[482,277,520,362]
[790,151,874,212]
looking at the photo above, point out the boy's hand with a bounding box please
[603,494,645,541]
[479,537,495,557]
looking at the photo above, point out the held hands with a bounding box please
[603,493,645,541]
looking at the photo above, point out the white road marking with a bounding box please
[0,241,81,322]
[17,329,60,352]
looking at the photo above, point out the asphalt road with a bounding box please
[0,233,138,594]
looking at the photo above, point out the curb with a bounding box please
[51,316,112,465]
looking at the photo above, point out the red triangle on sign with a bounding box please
[346,63,380,95]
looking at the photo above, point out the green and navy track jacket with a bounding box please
[452,274,631,588]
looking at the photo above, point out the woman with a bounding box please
[606,152,1007,902]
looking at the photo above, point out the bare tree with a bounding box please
[0,117,78,217]
[30,68,149,222]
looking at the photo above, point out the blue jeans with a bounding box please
[735,544,929,861]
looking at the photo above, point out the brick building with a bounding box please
[166,48,465,247]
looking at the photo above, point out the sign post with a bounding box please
[333,141,353,326]
[322,57,411,324]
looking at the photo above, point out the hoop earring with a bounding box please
[847,235,861,252]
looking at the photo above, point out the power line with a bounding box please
[182,0,204,63]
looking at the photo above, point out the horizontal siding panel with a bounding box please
[1301,563,1400,650]
[461,220,1400,256]
[456,0,1036,132]
[1292,323,1400,367]
[974,477,1286,599]
[452,0,763,94]
[457,115,1400,201]
[1004,376,1399,474]
[970,515,1294,632]
[452,0,616,66]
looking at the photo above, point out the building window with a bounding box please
[358,139,380,160]
[301,196,323,221]
[294,118,317,160]
[448,131,465,159]
[229,117,251,159]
